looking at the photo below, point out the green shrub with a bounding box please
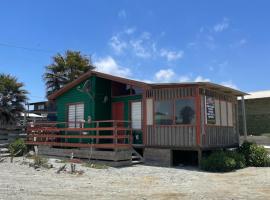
[239,141,270,167]
[225,151,246,169]
[201,151,238,172]
[8,139,27,156]
[33,155,48,167]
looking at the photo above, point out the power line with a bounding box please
[0,42,58,54]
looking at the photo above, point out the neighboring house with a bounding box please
[238,90,270,135]
[27,101,57,121]
[27,71,247,166]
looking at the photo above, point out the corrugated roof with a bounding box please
[242,90,270,100]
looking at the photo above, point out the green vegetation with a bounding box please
[238,141,270,167]
[201,151,245,172]
[201,141,269,172]
[9,139,27,157]
[43,50,95,96]
[0,74,28,124]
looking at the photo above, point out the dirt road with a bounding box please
[0,158,269,200]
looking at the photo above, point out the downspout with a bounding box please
[241,96,247,140]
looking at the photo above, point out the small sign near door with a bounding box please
[205,96,216,124]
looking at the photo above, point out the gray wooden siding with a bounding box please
[202,126,238,147]
[146,87,196,99]
[146,126,197,147]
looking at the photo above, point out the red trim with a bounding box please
[196,87,201,146]
[25,142,130,149]
[27,134,130,139]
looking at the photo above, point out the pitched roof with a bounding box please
[48,70,150,100]
[48,70,247,100]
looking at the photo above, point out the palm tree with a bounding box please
[44,50,95,96]
[0,74,28,124]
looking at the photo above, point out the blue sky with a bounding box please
[0,0,270,102]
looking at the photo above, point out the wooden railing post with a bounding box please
[96,121,99,144]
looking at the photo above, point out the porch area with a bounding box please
[25,120,143,166]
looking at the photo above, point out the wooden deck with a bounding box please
[26,120,134,165]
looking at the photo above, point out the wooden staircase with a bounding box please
[0,147,10,157]
[131,149,144,165]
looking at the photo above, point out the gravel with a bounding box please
[0,157,269,200]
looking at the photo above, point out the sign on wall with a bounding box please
[205,96,216,124]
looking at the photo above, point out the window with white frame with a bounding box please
[205,97,234,127]
[68,103,84,128]
[131,101,142,129]
[146,98,153,125]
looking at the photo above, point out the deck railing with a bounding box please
[26,120,133,149]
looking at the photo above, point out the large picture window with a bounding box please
[154,100,173,125]
[175,99,196,125]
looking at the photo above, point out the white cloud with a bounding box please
[160,49,184,61]
[109,36,127,54]
[220,80,238,89]
[230,38,247,48]
[118,10,127,18]
[108,29,184,61]
[194,76,211,82]
[130,39,151,58]
[154,69,176,82]
[124,27,136,35]
[94,56,131,77]
[213,18,230,32]
[179,75,191,82]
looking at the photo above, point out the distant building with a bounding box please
[27,101,57,121]
[238,90,270,135]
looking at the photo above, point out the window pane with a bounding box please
[175,99,196,125]
[131,102,142,129]
[154,100,173,125]
[220,101,227,126]
[215,99,221,125]
[146,98,153,125]
[227,102,233,126]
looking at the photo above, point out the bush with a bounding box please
[239,141,270,167]
[225,151,246,169]
[201,151,241,172]
[8,139,27,156]
[33,155,48,167]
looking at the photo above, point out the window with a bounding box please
[146,98,153,125]
[215,99,221,125]
[205,97,234,127]
[154,100,173,125]
[37,104,45,110]
[227,102,233,126]
[131,102,142,129]
[220,101,228,126]
[68,103,84,128]
[175,99,196,125]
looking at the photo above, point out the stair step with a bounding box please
[132,156,141,159]
[0,153,10,157]
[132,160,143,165]
[0,148,9,153]
[0,143,9,148]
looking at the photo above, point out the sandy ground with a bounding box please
[0,157,269,200]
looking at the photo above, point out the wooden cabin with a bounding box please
[26,71,247,166]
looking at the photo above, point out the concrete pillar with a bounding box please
[241,96,247,140]
[144,148,172,167]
